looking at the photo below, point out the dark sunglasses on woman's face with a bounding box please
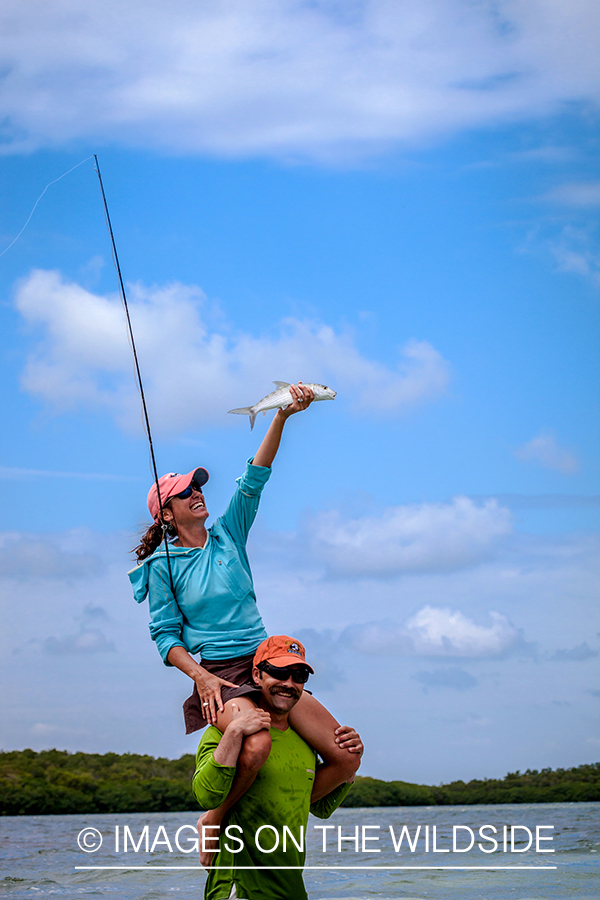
[173,481,204,500]
[258,661,311,684]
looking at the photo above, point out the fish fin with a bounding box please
[273,381,291,388]
[228,405,258,430]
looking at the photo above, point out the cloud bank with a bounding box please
[15,269,449,432]
[343,606,520,657]
[2,521,598,776]
[1,0,599,160]
[309,496,512,576]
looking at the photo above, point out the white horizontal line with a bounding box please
[75,865,558,871]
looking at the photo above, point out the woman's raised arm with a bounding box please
[252,383,314,469]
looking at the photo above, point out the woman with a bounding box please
[130,383,360,863]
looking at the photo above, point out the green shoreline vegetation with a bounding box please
[1,750,599,815]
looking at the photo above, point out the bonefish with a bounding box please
[228,381,336,430]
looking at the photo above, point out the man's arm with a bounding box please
[192,729,236,812]
[192,705,271,810]
[310,726,364,819]
[252,383,314,468]
[213,704,270,765]
[310,780,354,819]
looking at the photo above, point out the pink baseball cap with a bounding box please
[147,467,209,521]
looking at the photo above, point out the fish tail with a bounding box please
[228,406,257,430]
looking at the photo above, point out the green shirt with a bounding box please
[193,725,352,900]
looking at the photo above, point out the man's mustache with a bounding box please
[270,685,300,699]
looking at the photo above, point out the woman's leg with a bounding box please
[288,693,361,802]
[197,695,271,868]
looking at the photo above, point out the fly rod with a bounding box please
[94,154,176,593]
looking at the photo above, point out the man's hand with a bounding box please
[212,703,271,768]
[228,702,271,737]
[334,725,364,756]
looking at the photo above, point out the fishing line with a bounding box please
[3,153,177,594]
[94,155,177,597]
[0,156,95,259]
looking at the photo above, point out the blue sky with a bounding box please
[0,0,599,784]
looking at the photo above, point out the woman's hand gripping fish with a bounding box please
[228,381,336,430]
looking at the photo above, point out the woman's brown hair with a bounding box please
[133,519,176,561]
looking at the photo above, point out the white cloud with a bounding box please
[343,606,520,657]
[523,180,600,287]
[0,531,104,579]
[514,432,579,474]
[548,225,600,286]
[541,181,600,207]
[519,221,600,288]
[0,0,599,161]
[14,268,449,432]
[309,496,512,576]
[405,605,519,656]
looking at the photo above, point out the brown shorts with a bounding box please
[183,653,260,734]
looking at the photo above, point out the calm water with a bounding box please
[1,803,598,899]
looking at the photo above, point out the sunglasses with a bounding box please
[258,660,311,684]
[172,481,204,501]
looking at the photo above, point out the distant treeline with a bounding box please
[343,764,600,807]
[1,749,598,815]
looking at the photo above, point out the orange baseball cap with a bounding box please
[253,635,314,674]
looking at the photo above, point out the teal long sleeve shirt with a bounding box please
[129,459,271,663]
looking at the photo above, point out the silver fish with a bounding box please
[228,381,336,430]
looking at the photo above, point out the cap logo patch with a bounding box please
[286,641,302,655]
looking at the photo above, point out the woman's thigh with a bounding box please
[288,692,346,763]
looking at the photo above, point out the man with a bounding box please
[193,635,363,900]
